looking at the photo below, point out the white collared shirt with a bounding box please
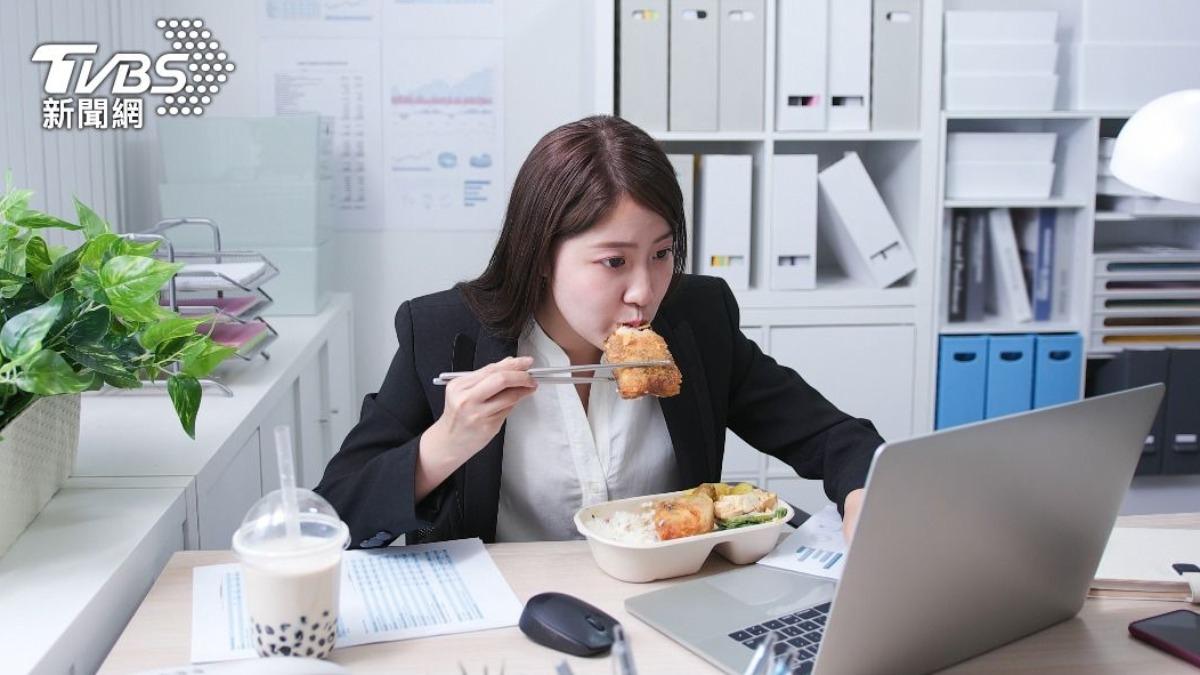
[495,320,679,542]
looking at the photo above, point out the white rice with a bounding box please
[587,504,659,544]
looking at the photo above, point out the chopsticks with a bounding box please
[432,360,671,386]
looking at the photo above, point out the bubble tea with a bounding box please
[233,426,349,659]
[233,488,349,658]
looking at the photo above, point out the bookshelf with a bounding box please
[609,0,1200,504]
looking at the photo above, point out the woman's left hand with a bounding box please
[841,488,866,543]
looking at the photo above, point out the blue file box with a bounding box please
[985,334,1035,419]
[1033,333,1083,408]
[937,336,989,429]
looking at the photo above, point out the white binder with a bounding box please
[771,154,818,290]
[985,208,1034,322]
[817,152,916,288]
[670,0,720,131]
[618,0,669,131]
[870,0,922,131]
[667,153,696,272]
[698,154,752,290]
[775,0,828,130]
[827,0,871,130]
[718,0,765,131]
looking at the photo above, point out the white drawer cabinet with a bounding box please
[198,430,262,549]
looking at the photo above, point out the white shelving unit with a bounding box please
[609,0,944,514]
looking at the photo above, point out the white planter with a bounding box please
[0,394,81,558]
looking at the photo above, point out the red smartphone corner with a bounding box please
[1129,609,1200,668]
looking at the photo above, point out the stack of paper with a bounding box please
[1091,527,1200,602]
[191,538,523,663]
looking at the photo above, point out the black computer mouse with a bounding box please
[518,592,619,656]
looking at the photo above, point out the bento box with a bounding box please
[573,488,795,583]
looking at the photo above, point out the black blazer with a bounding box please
[314,274,884,549]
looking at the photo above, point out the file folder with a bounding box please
[985,334,1034,419]
[817,152,916,288]
[775,0,827,130]
[1092,349,1168,476]
[667,153,696,272]
[670,0,719,131]
[718,0,765,131]
[826,0,871,130]
[870,0,922,131]
[698,154,752,290]
[618,0,669,131]
[770,154,817,290]
[1032,333,1081,408]
[1164,349,1200,475]
[936,335,988,429]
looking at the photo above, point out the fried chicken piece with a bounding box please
[652,494,715,541]
[603,325,682,399]
[713,490,778,522]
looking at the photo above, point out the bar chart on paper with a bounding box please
[796,544,844,571]
[757,505,849,580]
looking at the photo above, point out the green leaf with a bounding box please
[25,235,53,280]
[153,333,204,365]
[77,233,120,270]
[36,245,81,298]
[12,349,95,395]
[99,255,181,309]
[118,239,161,257]
[65,343,141,388]
[0,188,34,221]
[179,339,235,378]
[2,229,30,278]
[73,197,110,238]
[0,293,64,360]
[13,210,81,231]
[101,332,145,363]
[70,266,106,303]
[63,304,110,345]
[167,374,201,439]
[138,316,202,351]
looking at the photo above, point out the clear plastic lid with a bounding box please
[232,488,350,558]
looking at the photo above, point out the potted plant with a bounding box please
[0,176,235,556]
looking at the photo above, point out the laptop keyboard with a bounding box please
[727,601,831,674]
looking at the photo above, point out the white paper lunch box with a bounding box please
[573,489,795,583]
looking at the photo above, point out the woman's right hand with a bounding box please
[427,355,538,462]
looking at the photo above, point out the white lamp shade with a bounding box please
[1110,89,1200,204]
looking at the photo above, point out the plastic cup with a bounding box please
[232,488,350,659]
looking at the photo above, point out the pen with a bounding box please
[612,624,638,675]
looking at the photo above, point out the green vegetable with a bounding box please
[717,507,789,530]
[0,174,235,437]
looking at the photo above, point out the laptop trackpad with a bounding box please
[625,567,835,672]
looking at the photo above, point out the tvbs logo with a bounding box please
[32,18,235,130]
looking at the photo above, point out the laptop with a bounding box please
[625,384,1165,674]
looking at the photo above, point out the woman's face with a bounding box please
[541,194,675,353]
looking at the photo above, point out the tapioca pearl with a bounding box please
[255,623,262,634]
[265,625,274,635]
[294,629,303,640]
[279,633,288,642]
[279,646,292,656]
[268,644,278,655]
[306,647,315,656]
[318,638,326,647]
[281,623,291,631]
[300,615,307,625]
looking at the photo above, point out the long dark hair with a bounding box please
[458,115,686,340]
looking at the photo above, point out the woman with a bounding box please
[314,115,882,549]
